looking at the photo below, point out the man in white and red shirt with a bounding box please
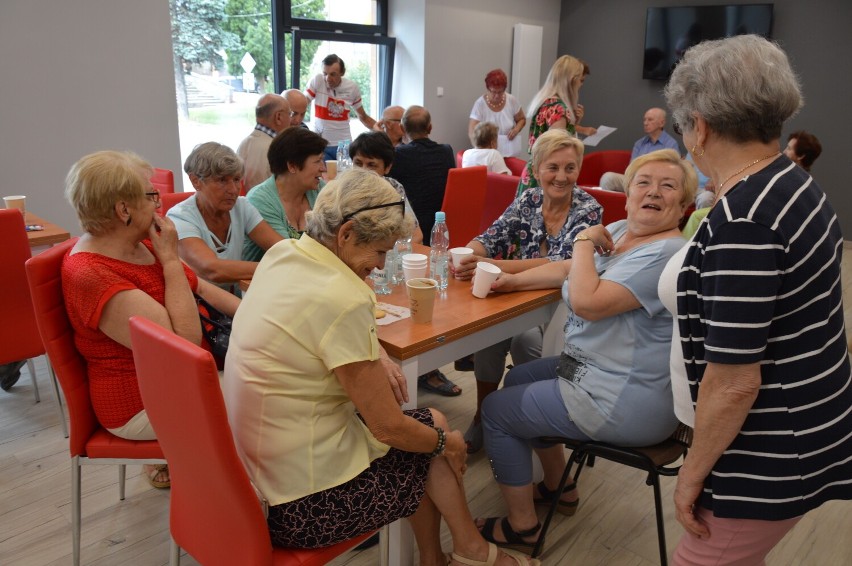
[305,54,377,160]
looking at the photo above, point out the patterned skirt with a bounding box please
[267,408,434,548]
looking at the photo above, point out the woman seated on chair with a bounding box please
[62,151,240,488]
[473,149,695,551]
[224,169,538,566]
[166,142,283,293]
[243,127,327,261]
[450,129,602,454]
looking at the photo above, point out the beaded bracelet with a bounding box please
[430,427,446,458]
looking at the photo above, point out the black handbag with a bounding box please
[195,293,232,366]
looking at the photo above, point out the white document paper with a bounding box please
[582,125,617,147]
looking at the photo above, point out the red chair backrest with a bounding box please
[577,150,632,187]
[130,316,274,565]
[0,209,44,364]
[455,149,466,168]
[441,166,488,248]
[151,167,175,194]
[482,173,520,233]
[160,191,193,215]
[24,238,100,456]
[582,187,628,226]
[503,156,528,177]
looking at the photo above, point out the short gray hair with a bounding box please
[306,168,413,244]
[664,34,802,144]
[183,142,244,179]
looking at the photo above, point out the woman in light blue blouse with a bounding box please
[167,142,282,294]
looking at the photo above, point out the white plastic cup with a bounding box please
[403,265,428,280]
[472,262,501,298]
[3,195,26,216]
[402,253,427,265]
[450,246,474,268]
[325,160,338,180]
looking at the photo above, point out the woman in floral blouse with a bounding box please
[451,130,602,453]
[516,55,590,197]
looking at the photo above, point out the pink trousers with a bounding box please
[672,506,801,566]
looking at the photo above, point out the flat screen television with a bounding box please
[643,4,774,80]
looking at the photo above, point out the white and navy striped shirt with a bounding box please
[677,156,852,520]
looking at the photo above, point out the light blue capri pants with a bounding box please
[481,356,591,486]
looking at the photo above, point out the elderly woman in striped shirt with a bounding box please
[661,34,852,565]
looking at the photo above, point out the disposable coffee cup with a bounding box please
[325,160,338,181]
[3,195,26,216]
[406,278,438,323]
[472,262,501,298]
[450,246,474,268]
[402,253,428,265]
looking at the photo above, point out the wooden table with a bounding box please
[375,250,561,566]
[25,212,71,248]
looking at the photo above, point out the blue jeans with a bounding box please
[481,356,590,486]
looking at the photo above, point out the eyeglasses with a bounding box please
[672,121,683,136]
[343,200,405,222]
[145,190,161,205]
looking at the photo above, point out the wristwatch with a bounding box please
[573,233,593,245]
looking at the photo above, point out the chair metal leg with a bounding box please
[169,536,181,566]
[25,358,40,403]
[72,456,81,566]
[118,464,127,500]
[532,448,578,558]
[46,358,69,438]
[650,474,668,566]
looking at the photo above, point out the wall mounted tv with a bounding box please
[643,4,774,80]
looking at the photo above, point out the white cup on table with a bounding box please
[471,262,501,298]
[3,195,26,216]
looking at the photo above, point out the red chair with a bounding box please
[129,316,373,566]
[503,156,528,177]
[441,166,488,248]
[0,209,64,420]
[482,173,520,232]
[25,238,166,566]
[582,187,628,226]
[456,149,466,168]
[151,167,175,194]
[577,150,631,187]
[161,191,193,215]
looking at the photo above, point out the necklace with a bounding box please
[486,92,506,108]
[718,153,779,194]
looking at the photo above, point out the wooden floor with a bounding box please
[2,246,852,565]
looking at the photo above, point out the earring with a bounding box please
[691,145,705,157]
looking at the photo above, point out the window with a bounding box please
[272,0,395,129]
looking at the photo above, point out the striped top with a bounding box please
[676,156,852,520]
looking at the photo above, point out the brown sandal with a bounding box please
[144,464,170,489]
[450,542,540,566]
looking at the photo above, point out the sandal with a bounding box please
[479,517,540,553]
[418,370,462,397]
[464,420,484,454]
[451,542,540,566]
[144,464,170,489]
[533,481,579,516]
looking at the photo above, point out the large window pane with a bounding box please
[280,0,386,33]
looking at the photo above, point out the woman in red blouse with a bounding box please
[62,150,239,488]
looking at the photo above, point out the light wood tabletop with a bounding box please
[25,211,72,247]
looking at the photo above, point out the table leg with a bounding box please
[380,357,419,566]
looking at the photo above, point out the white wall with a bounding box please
[0,0,181,237]
[390,0,562,153]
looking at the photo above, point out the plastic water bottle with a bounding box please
[430,211,450,291]
[336,140,352,172]
[392,236,412,284]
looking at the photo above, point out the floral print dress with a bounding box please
[517,97,576,197]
